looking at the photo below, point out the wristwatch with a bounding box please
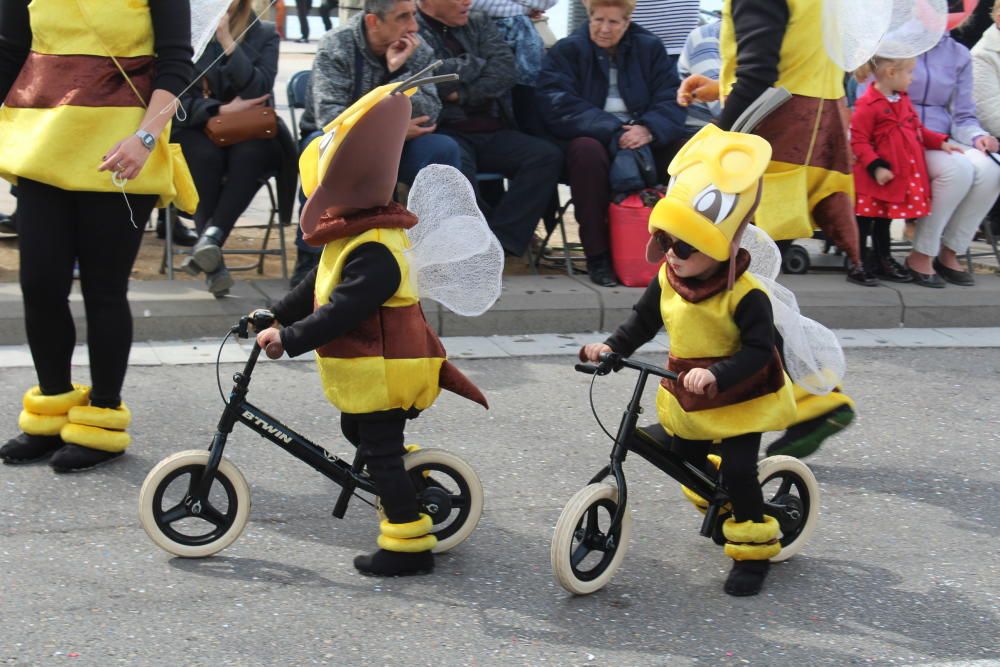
[135,129,156,152]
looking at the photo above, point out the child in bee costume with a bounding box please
[255,70,503,577]
[581,97,846,595]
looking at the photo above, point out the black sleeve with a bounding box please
[271,267,318,327]
[279,243,402,358]
[866,158,891,178]
[717,0,789,130]
[150,0,194,97]
[0,0,30,101]
[218,25,279,98]
[604,275,663,357]
[707,289,776,391]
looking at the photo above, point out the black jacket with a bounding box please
[536,22,685,147]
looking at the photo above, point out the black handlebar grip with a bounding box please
[575,363,599,374]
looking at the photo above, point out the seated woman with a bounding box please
[537,0,686,287]
[172,0,285,296]
[972,0,1000,235]
[902,31,1000,287]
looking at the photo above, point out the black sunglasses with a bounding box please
[654,231,699,260]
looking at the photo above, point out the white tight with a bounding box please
[913,148,1000,257]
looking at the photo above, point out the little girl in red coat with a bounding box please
[851,55,960,282]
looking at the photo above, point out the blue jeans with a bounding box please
[294,132,463,256]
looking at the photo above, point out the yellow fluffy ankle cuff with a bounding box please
[680,484,709,512]
[60,423,130,453]
[377,533,438,553]
[380,514,434,539]
[18,409,68,436]
[68,404,131,430]
[725,541,781,561]
[723,515,779,544]
[22,385,90,416]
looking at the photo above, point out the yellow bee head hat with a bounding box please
[646,123,773,289]
[298,63,457,246]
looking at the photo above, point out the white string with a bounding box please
[112,0,279,224]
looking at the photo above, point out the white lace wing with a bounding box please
[877,0,948,59]
[190,0,233,60]
[822,0,894,71]
[405,165,504,316]
[740,225,845,395]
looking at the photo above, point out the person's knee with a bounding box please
[566,136,608,169]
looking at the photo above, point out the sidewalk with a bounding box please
[1,269,1000,344]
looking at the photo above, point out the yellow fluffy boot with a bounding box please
[354,514,437,576]
[53,403,131,472]
[0,385,90,464]
[722,515,781,596]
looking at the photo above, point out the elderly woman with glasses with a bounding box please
[536,0,686,287]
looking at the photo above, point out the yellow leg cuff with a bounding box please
[377,533,438,553]
[18,409,68,436]
[681,485,709,513]
[68,403,131,430]
[725,541,781,561]
[404,444,421,453]
[60,423,130,453]
[22,385,90,416]
[723,515,780,544]
[379,514,434,539]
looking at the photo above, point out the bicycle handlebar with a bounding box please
[575,351,678,381]
[235,309,276,339]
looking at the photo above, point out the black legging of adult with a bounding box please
[172,128,282,241]
[318,0,335,31]
[295,0,311,40]
[17,178,157,409]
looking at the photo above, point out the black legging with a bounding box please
[17,178,156,408]
[857,216,893,261]
[635,424,764,523]
[173,128,282,241]
[340,414,420,525]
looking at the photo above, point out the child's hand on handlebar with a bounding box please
[682,368,717,396]
[581,343,612,363]
[256,327,284,359]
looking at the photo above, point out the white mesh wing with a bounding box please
[405,165,504,317]
[877,0,948,59]
[190,0,233,60]
[740,225,846,395]
[823,0,894,71]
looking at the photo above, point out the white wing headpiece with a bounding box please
[740,225,845,395]
[190,0,234,60]
[404,165,505,317]
[823,0,948,71]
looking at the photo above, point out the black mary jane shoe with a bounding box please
[0,433,63,464]
[872,256,913,283]
[49,444,124,473]
[932,258,975,286]
[905,260,946,288]
[845,262,879,287]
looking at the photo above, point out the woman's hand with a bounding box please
[677,74,720,107]
[581,343,612,362]
[98,135,153,181]
[941,142,963,154]
[216,14,236,55]
[619,124,653,149]
[256,327,284,359]
[974,135,999,154]
[682,368,717,396]
[219,94,271,115]
[874,166,894,185]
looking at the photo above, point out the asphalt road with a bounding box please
[1,347,998,666]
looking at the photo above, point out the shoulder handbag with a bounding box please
[202,79,278,146]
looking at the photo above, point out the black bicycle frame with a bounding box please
[193,332,375,519]
[578,354,734,541]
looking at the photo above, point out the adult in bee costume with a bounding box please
[0,0,198,471]
[256,69,502,577]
